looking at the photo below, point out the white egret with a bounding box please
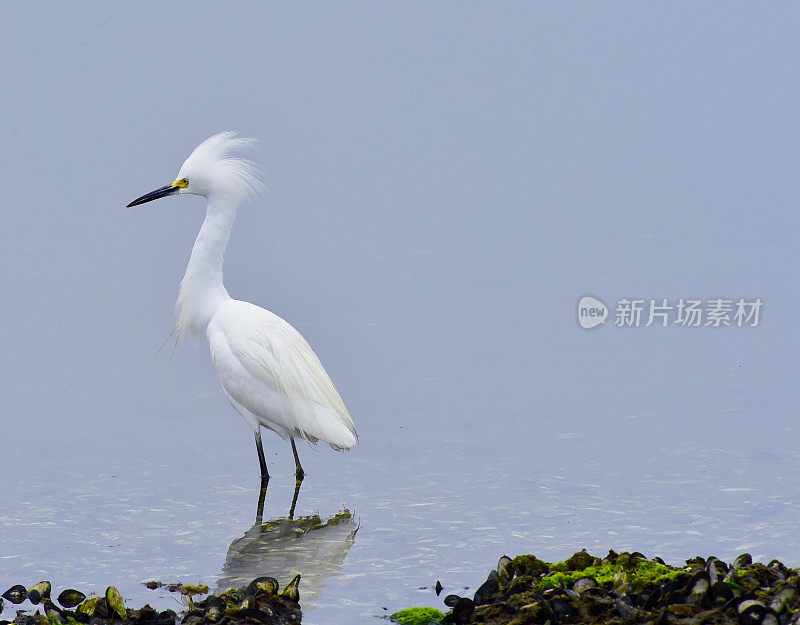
[127,132,357,486]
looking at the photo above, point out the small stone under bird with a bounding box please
[127,132,357,487]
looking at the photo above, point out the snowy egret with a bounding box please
[127,132,357,486]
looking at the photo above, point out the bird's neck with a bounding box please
[177,196,237,337]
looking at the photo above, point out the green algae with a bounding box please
[105,586,127,621]
[509,551,686,592]
[540,562,619,588]
[76,595,105,618]
[47,616,80,625]
[389,606,444,624]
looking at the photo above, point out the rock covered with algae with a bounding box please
[401,549,800,625]
[1,576,302,625]
[390,606,446,624]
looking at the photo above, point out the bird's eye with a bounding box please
[181,178,189,186]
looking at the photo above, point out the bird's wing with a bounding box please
[208,299,357,450]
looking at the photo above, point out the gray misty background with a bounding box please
[0,3,798,624]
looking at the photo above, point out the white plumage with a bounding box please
[127,132,357,482]
[208,300,357,449]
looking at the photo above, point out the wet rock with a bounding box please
[43,600,65,623]
[766,563,787,583]
[237,608,272,624]
[742,602,770,622]
[435,581,443,596]
[710,580,735,606]
[667,603,703,617]
[612,569,628,594]
[615,595,635,617]
[473,573,499,606]
[688,577,710,606]
[658,578,686,605]
[157,609,178,624]
[442,597,474,624]
[565,549,595,571]
[571,577,597,594]
[77,595,109,621]
[603,549,618,564]
[580,591,614,616]
[738,600,766,612]
[738,600,775,625]
[245,578,278,598]
[475,602,516,622]
[3,585,27,605]
[201,596,225,623]
[27,582,51,605]
[510,555,549,578]
[497,556,512,575]
[733,554,753,570]
[127,605,157,622]
[105,586,127,621]
[637,589,660,611]
[769,586,796,613]
[505,577,530,597]
[279,575,300,602]
[708,557,728,585]
[496,557,514,586]
[444,595,461,608]
[551,597,576,621]
[57,589,87,609]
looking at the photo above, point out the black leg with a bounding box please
[290,439,305,482]
[255,431,269,481]
[255,476,268,525]
[288,478,301,520]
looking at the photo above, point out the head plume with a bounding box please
[178,131,263,202]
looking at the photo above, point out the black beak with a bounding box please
[126,184,180,207]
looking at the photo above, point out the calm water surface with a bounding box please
[1,4,798,624]
[2,255,798,623]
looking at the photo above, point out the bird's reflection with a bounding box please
[255,478,304,525]
[217,488,358,605]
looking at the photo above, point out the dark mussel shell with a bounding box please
[2,585,27,605]
[28,581,52,605]
[58,589,87,609]
[245,577,278,598]
[279,576,300,603]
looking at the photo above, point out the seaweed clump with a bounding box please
[390,607,446,624]
[410,550,800,625]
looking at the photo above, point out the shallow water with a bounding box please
[2,343,799,623]
[1,3,799,625]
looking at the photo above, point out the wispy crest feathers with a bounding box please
[170,132,264,349]
[180,131,263,201]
